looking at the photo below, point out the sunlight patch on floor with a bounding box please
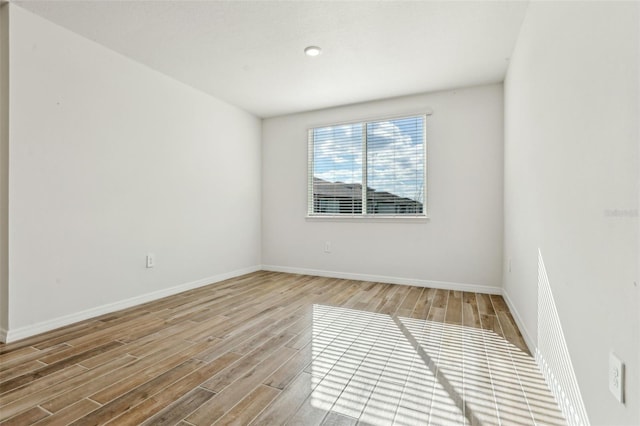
[308,304,566,426]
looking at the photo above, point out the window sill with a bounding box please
[305,214,430,223]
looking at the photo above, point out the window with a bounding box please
[308,115,426,217]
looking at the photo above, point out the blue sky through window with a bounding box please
[313,123,363,186]
[312,116,424,202]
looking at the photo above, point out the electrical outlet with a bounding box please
[508,258,512,273]
[324,241,331,253]
[609,352,624,403]
[146,253,155,268]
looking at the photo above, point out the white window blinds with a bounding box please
[308,115,426,217]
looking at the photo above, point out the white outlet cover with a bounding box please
[609,352,624,403]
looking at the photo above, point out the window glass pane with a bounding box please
[308,115,425,217]
[312,124,363,214]
[366,117,424,214]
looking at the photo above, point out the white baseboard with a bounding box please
[2,265,261,343]
[501,288,536,354]
[261,264,502,295]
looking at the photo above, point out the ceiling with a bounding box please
[15,0,530,118]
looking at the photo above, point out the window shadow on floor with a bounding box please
[308,304,566,426]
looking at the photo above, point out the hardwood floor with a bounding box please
[0,271,565,425]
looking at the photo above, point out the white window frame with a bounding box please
[307,113,429,220]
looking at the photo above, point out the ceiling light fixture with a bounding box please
[304,46,322,57]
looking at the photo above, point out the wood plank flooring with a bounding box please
[0,271,565,425]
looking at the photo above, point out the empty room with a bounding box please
[0,0,638,425]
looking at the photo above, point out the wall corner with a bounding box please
[0,2,10,342]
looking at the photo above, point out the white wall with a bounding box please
[504,2,639,424]
[262,85,504,291]
[0,3,9,337]
[5,5,262,340]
